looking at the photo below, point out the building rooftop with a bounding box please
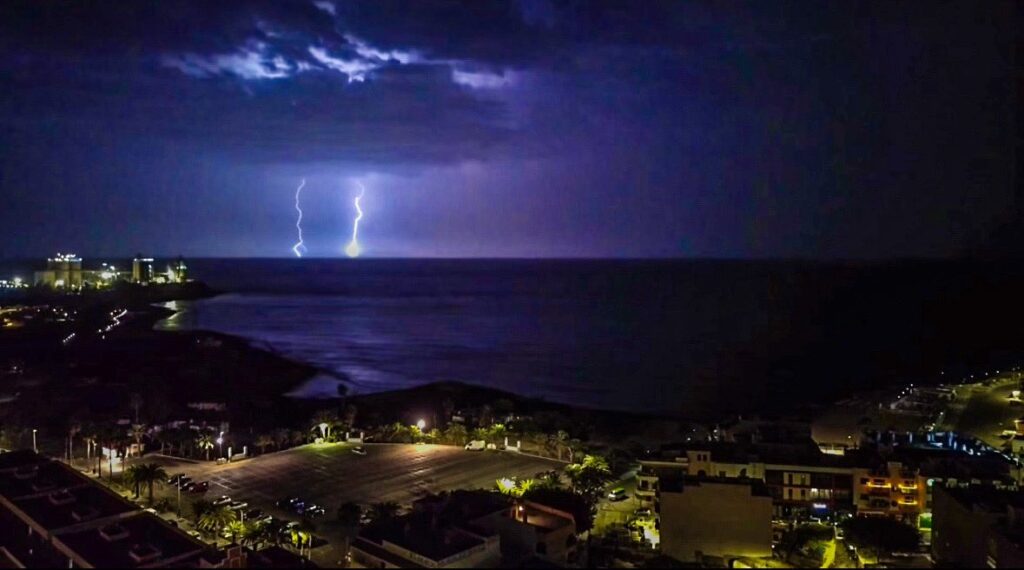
[644,440,860,470]
[56,512,207,568]
[940,484,1024,514]
[414,489,510,523]
[361,511,488,563]
[0,450,220,568]
[513,504,573,533]
[659,474,772,497]
[11,484,135,532]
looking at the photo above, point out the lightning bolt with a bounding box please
[344,182,366,258]
[292,178,307,258]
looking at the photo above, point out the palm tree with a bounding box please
[129,392,144,425]
[124,465,142,498]
[198,505,237,537]
[190,499,214,525]
[255,434,274,454]
[241,520,271,549]
[290,519,317,558]
[263,518,289,546]
[224,520,246,544]
[310,410,339,441]
[337,502,362,560]
[127,462,168,504]
[130,424,146,457]
[195,433,215,461]
[66,421,81,463]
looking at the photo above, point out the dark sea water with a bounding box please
[142,259,1024,418]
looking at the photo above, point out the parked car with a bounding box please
[351,446,367,455]
[276,497,303,509]
[188,481,209,494]
[634,508,652,519]
[303,504,326,518]
[175,477,193,489]
[608,487,628,501]
[465,440,486,451]
[212,495,233,506]
[167,473,187,485]
[227,500,249,511]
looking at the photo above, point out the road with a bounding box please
[946,376,1021,448]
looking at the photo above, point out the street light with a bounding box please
[32,429,37,453]
[217,432,224,459]
[416,419,426,430]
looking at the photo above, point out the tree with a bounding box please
[564,455,613,500]
[190,499,214,525]
[337,502,362,560]
[124,465,142,498]
[443,423,468,446]
[841,517,920,561]
[290,520,316,558]
[342,404,358,429]
[522,486,596,534]
[195,433,215,461]
[536,469,563,489]
[198,506,238,537]
[126,462,168,504]
[130,424,146,457]
[255,434,274,454]
[311,410,339,441]
[496,477,536,497]
[224,520,246,544]
[488,423,508,446]
[241,520,271,548]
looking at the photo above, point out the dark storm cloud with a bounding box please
[0,1,1016,258]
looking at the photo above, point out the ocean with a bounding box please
[146,258,1024,419]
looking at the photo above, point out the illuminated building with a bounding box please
[852,462,928,520]
[167,256,189,283]
[638,443,856,518]
[657,475,773,564]
[132,255,154,284]
[34,253,82,289]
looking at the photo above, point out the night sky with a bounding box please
[0,1,1015,259]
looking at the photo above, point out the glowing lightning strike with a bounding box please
[344,182,366,258]
[292,178,308,257]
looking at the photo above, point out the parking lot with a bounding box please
[154,442,560,512]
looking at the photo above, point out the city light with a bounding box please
[416,419,426,430]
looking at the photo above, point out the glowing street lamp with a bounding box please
[416,419,426,430]
[216,432,224,458]
[32,429,37,453]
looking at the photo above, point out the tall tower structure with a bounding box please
[132,254,154,284]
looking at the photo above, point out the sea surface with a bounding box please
[145,258,1024,418]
